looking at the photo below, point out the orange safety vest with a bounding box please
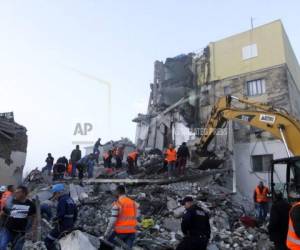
[287,202,300,249]
[114,196,137,234]
[128,151,138,161]
[67,163,73,174]
[0,191,12,210]
[255,186,269,203]
[165,149,177,163]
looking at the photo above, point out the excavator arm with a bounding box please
[196,95,300,156]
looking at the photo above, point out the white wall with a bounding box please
[233,139,289,200]
[0,151,27,185]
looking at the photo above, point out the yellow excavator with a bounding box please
[195,95,300,201]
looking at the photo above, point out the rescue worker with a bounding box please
[53,156,68,181]
[104,185,139,249]
[70,145,81,177]
[87,153,96,178]
[165,144,177,179]
[0,185,14,211]
[0,186,36,250]
[0,186,6,202]
[76,154,95,180]
[66,159,73,177]
[44,184,77,250]
[115,146,124,169]
[253,181,270,221]
[176,196,210,250]
[127,150,139,175]
[103,150,113,168]
[177,142,190,176]
[286,199,300,249]
[93,138,103,164]
[43,153,54,175]
[268,192,290,250]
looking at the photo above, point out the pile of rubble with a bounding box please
[24,146,274,250]
[26,169,273,250]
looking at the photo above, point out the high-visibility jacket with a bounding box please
[67,163,73,175]
[128,151,138,161]
[114,196,137,234]
[0,191,12,210]
[255,186,269,203]
[287,202,300,249]
[165,149,177,163]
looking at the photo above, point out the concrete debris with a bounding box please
[22,241,47,250]
[23,153,273,250]
[59,230,99,250]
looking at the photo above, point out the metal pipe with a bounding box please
[279,126,291,157]
[230,95,239,100]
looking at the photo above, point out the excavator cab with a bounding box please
[271,156,300,202]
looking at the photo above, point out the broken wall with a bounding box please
[0,115,27,185]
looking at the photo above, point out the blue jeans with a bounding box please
[255,202,268,221]
[71,163,77,177]
[108,232,135,249]
[0,228,24,250]
[88,162,94,178]
[168,161,176,177]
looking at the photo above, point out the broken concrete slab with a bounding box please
[59,230,99,250]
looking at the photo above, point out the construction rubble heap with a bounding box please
[23,143,274,250]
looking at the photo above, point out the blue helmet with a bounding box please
[51,184,65,193]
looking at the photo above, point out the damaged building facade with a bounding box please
[134,20,300,199]
[0,112,27,185]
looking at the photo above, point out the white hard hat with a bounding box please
[0,186,7,192]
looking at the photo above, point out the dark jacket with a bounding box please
[56,194,77,231]
[181,204,210,238]
[177,145,190,159]
[70,149,81,163]
[46,156,54,165]
[268,199,290,243]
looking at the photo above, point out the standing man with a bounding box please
[176,197,210,250]
[115,146,124,169]
[177,142,190,176]
[43,153,54,175]
[104,185,138,249]
[44,184,77,250]
[0,186,36,250]
[70,145,81,177]
[127,150,139,175]
[165,144,177,179]
[253,181,270,222]
[103,150,113,168]
[93,138,103,164]
[268,192,290,250]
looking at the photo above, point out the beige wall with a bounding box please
[282,26,300,90]
[209,20,286,81]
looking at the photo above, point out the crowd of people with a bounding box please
[42,143,95,181]
[2,137,300,250]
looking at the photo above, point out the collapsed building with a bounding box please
[0,112,27,185]
[133,20,300,200]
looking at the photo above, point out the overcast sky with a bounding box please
[0,1,299,174]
